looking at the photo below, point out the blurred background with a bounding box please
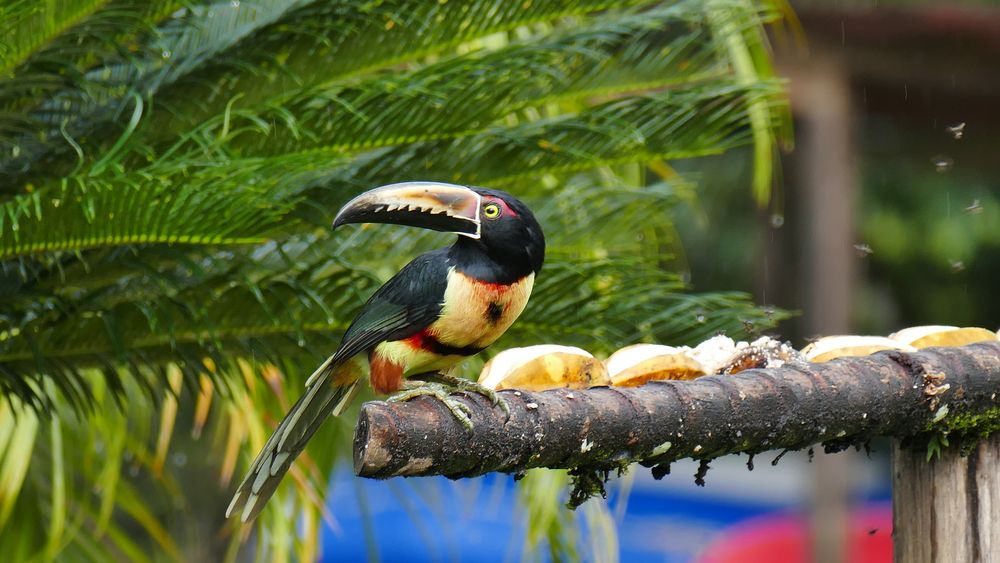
[673,2,998,560]
[0,0,997,561]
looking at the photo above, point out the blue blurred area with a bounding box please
[322,469,528,562]
[321,450,891,562]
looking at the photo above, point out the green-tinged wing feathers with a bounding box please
[326,249,450,368]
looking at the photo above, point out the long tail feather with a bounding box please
[226,361,360,522]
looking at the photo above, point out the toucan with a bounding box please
[226,181,545,522]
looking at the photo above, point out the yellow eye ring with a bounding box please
[483,203,501,219]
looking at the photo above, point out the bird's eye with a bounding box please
[483,203,502,219]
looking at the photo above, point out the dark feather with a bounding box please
[329,248,450,364]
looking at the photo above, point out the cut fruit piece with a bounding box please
[605,344,706,386]
[478,345,608,391]
[802,336,916,363]
[889,326,997,348]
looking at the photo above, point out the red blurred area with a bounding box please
[699,505,892,563]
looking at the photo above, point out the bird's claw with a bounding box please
[388,382,474,430]
[426,373,511,420]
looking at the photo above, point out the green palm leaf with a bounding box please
[149,0,664,141]
[185,2,751,156]
[0,0,112,76]
[1,0,305,183]
[342,81,781,190]
[0,153,338,260]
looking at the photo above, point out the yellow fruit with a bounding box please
[605,344,705,386]
[801,336,916,363]
[889,325,997,348]
[477,345,609,391]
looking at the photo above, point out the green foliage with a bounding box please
[0,153,335,260]
[859,162,1000,331]
[199,4,747,157]
[0,0,790,560]
[0,1,113,76]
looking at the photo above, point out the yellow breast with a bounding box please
[429,269,535,349]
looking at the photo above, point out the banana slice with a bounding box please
[478,345,609,391]
[889,325,997,348]
[802,336,916,363]
[605,344,706,386]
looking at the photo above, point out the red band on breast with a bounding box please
[404,330,436,352]
[404,329,485,357]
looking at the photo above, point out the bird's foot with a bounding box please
[387,381,474,430]
[424,372,510,420]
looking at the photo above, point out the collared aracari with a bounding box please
[227,182,545,522]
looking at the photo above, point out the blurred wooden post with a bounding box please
[892,435,1000,562]
[786,56,858,563]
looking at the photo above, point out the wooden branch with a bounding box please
[353,342,1000,500]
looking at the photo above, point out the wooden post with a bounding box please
[786,55,858,563]
[892,435,1000,562]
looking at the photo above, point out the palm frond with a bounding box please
[0,153,337,260]
[341,81,783,191]
[179,1,760,157]
[0,1,183,96]
[149,0,666,142]
[0,373,217,560]
[519,469,579,561]
[0,0,112,76]
[706,0,791,203]
[0,0,179,174]
[1,0,305,184]
[0,263,373,407]
[0,397,38,531]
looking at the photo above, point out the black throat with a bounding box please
[448,237,537,285]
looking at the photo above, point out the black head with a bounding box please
[333,182,545,278]
[463,187,545,277]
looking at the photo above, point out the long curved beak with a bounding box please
[332,182,482,239]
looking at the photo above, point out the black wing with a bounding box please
[330,248,450,364]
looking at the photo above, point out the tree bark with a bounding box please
[892,433,1000,562]
[354,342,1000,495]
